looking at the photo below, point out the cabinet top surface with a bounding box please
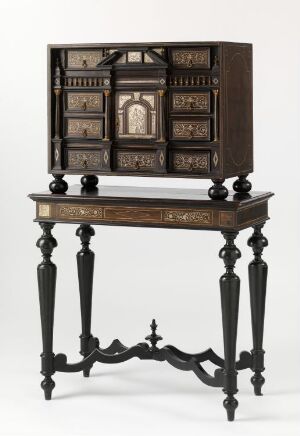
[29,184,273,207]
[48,41,251,48]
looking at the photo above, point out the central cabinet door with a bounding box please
[115,92,157,139]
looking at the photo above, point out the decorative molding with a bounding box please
[67,50,102,68]
[64,77,103,87]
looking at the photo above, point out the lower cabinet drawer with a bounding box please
[170,150,210,174]
[65,118,103,139]
[114,150,158,172]
[67,150,102,170]
[170,117,210,141]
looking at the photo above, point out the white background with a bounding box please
[0,0,299,435]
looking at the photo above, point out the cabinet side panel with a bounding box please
[221,43,253,177]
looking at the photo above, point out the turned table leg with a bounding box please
[76,224,95,377]
[248,223,268,395]
[219,232,241,421]
[36,222,57,400]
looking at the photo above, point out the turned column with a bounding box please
[248,223,268,395]
[157,89,166,142]
[76,224,95,377]
[219,231,241,421]
[36,222,57,400]
[104,89,111,140]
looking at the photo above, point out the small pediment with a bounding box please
[96,48,168,68]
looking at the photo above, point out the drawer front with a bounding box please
[171,91,210,113]
[66,118,103,139]
[67,150,102,170]
[67,50,103,68]
[115,150,156,172]
[65,92,103,112]
[170,151,210,173]
[170,118,210,141]
[171,48,210,69]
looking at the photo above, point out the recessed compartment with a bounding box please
[170,117,211,141]
[67,50,103,69]
[65,118,103,139]
[170,91,211,113]
[65,92,103,112]
[169,150,210,174]
[171,47,210,69]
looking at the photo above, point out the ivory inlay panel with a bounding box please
[66,93,102,111]
[67,50,102,68]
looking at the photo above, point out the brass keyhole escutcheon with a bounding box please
[82,159,88,169]
[82,129,87,137]
[134,160,140,170]
[82,59,87,68]
[188,161,194,171]
[82,101,87,111]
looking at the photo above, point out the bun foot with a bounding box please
[208,179,228,200]
[41,376,55,400]
[251,372,265,396]
[223,394,238,421]
[81,175,99,190]
[49,174,68,194]
[233,175,252,193]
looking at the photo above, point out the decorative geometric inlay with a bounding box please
[159,151,164,166]
[144,53,154,63]
[213,151,219,167]
[38,204,50,218]
[117,152,156,169]
[172,49,210,68]
[67,119,102,138]
[159,78,166,85]
[128,51,142,63]
[67,93,102,111]
[103,150,109,165]
[163,210,212,225]
[55,148,59,161]
[59,205,103,219]
[103,78,110,85]
[119,94,132,108]
[173,152,209,171]
[67,51,102,68]
[142,94,155,109]
[68,151,101,169]
[219,211,234,227]
[173,121,209,139]
[172,93,209,111]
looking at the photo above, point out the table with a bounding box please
[29,184,273,421]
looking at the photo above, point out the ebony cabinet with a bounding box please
[48,42,253,198]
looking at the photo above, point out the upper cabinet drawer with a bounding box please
[170,118,210,141]
[171,91,210,113]
[66,118,103,139]
[65,92,103,112]
[67,50,103,68]
[171,48,210,69]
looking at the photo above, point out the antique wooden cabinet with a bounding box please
[48,42,253,199]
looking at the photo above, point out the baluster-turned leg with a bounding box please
[76,224,95,377]
[219,232,241,421]
[36,223,57,400]
[248,223,268,395]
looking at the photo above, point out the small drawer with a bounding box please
[67,50,103,69]
[65,92,103,112]
[66,118,103,139]
[170,150,210,174]
[170,118,210,141]
[115,150,157,172]
[67,150,102,170]
[171,48,210,69]
[170,91,210,113]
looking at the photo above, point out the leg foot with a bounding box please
[81,175,98,190]
[208,179,228,200]
[49,174,68,194]
[223,394,238,421]
[41,376,55,400]
[251,371,265,396]
[83,368,91,378]
[233,175,252,193]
